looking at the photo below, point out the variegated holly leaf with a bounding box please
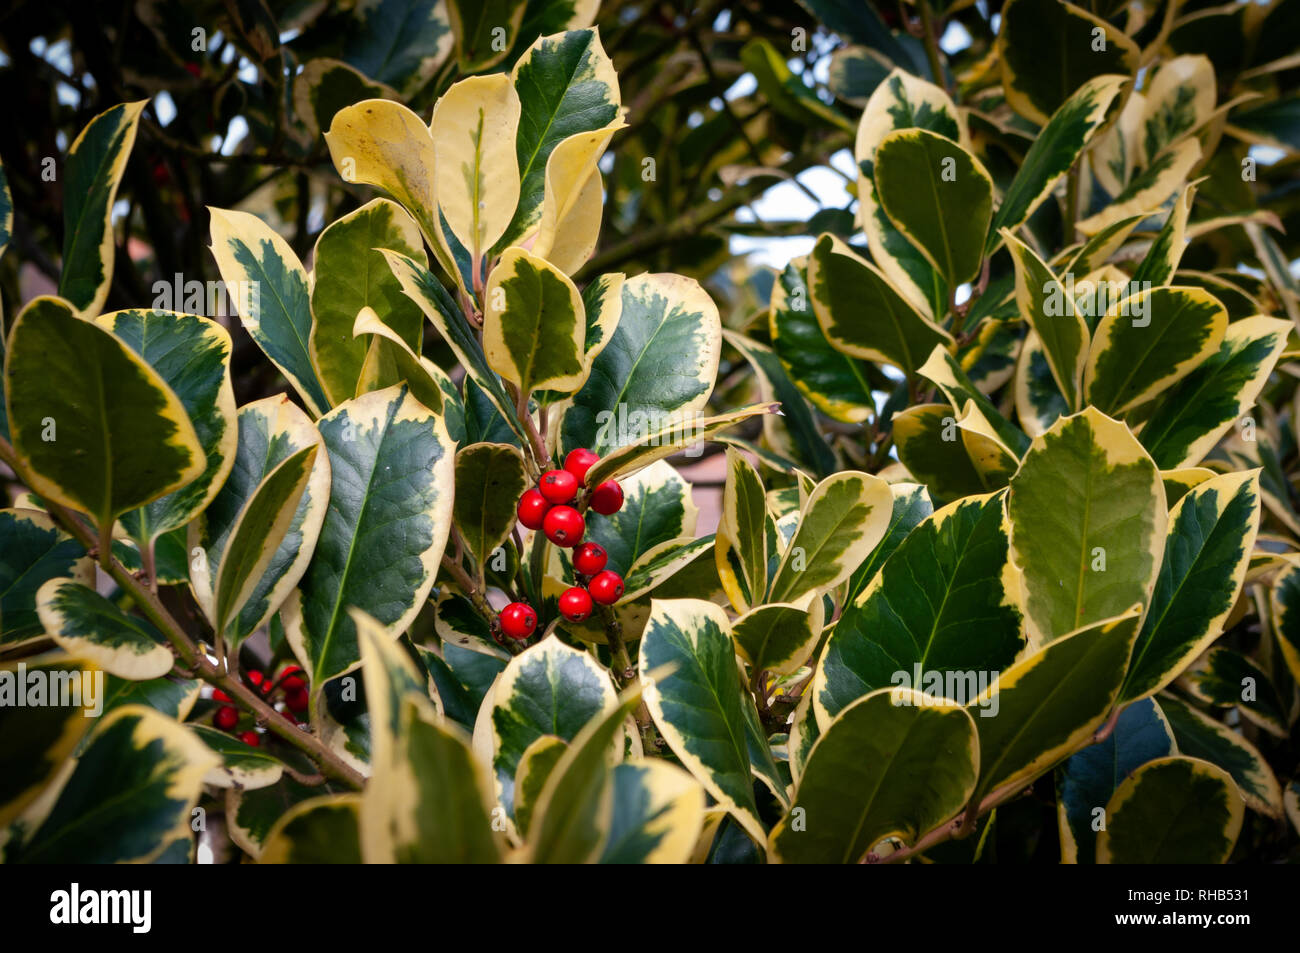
[484,247,586,396]
[1122,471,1260,702]
[1078,138,1201,236]
[1008,408,1165,644]
[36,578,172,680]
[597,760,706,864]
[560,273,721,456]
[5,705,217,863]
[190,396,330,646]
[453,443,528,567]
[844,482,933,605]
[1096,756,1243,863]
[1180,647,1288,738]
[294,59,399,141]
[191,725,287,790]
[766,470,893,605]
[5,297,204,554]
[816,492,1024,723]
[732,599,824,678]
[1014,332,1071,438]
[309,198,426,406]
[208,208,331,416]
[1003,231,1088,410]
[0,508,93,647]
[97,310,236,554]
[1132,183,1196,287]
[770,688,978,864]
[286,384,454,687]
[354,307,452,414]
[893,404,997,503]
[227,773,339,860]
[513,735,568,839]
[58,101,146,315]
[716,447,768,613]
[873,129,993,288]
[640,599,785,845]
[1056,697,1174,864]
[918,346,1030,456]
[259,793,364,863]
[807,234,953,378]
[447,0,526,71]
[530,124,621,274]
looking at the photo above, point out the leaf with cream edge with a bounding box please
[189,396,330,646]
[191,725,287,791]
[483,247,586,396]
[1181,647,1289,739]
[1055,697,1175,864]
[5,705,218,863]
[1140,55,1217,167]
[488,638,617,825]
[732,599,825,677]
[639,598,785,845]
[1121,470,1260,703]
[1267,560,1300,690]
[94,310,235,566]
[769,688,978,864]
[1083,286,1227,416]
[531,124,622,271]
[716,447,768,613]
[208,208,331,416]
[844,482,933,606]
[560,273,722,456]
[807,234,953,379]
[352,306,451,413]
[1014,332,1070,438]
[533,271,624,407]
[447,0,526,72]
[0,508,94,647]
[815,491,1025,724]
[872,128,994,288]
[1131,182,1197,287]
[766,470,892,605]
[430,74,521,264]
[4,297,204,554]
[513,735,568,838]
[259,793,364,864]
[284,384,454,688]
[1096,756,1243,864]
[598,760,706,864]
[453,442,528,567]
[1003,230,1088,411]
[498,28,622,251]
[1007,408,1166,645]
[308,198,426,406]
[1077,138,1202,236]
[854,69,965,319]
[58,100,146,315]
[966,605,1142,806]
[892,404,992,503]
[917,345,1030,456]
[1139,316,1290,469]
[36,578,172,680]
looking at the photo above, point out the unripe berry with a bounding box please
[539,468,578,504]
[214,706,238,731]
[564,448,599,482]
[239,730,261,747]
[573,541,608,576]
[543,505,585,547]
[559,587,594,622]
[588,570,625,605]
[590,480,624,515]
[517,488,550,530]
[500,602,538,640]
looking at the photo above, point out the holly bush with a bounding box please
[2,0,1300,866]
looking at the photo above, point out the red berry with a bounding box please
[281,709,299,726]
[588,570,625,605]
[286,686,310,713]
[559,586,594,622]
[539,469,578,504]
[517,488,550,530]
[573,541,608,576]
[214,706,238,731]
[564,448,599,482]
[590,480,624,515]
[247,670,272,694]
[184,61,202,78]
[239,730,260,747]
[280,665,306,692]
[500,602,538,640]
[543,505,585,547]
[213,688,231,702]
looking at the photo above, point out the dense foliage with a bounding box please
[1,0,1299,864]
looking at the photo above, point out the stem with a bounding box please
[440,555,495,623]
[918,0,946,91]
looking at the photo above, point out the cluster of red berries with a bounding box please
[499,448,627,640]
[211,665,309,745]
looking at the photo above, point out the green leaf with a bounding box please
[1084,287,1227,416]
[1003,231,1089,410]
[453,443,528,567]
[1139,317,1291,469]
[191,724,287,791]
[340,0,453,91]
[294,59,399,141]
[286,384,455,687]
[844,482,933,605]
[513,735,568,839]
[816,492,1025,723]
[873,129,994,288]
[1122,471,1260,702]
[6,705,217,863]
[598,760,706,864]
[807,234,953,378]
[1008,408,1165,644]
[189,396,330,646]
[260,793,364,863]
[0,158,11,259]
[58,101,146,315]
[1096,756,1243,863]
[892,404,998,503]
[309,198,426,406]
[447,0,526,71]
[1078,138,1202,236]
[740,38,853,132]
[918,345,1031,456]
[5,297,204,549]
[769,688,978,864]
[1181,647,1289,738]
[208,208,331,416]
[716,447,768,613]
[36,578,172,680]
[227,773,339,859]
[968,607,1141,805]
[1131,183,1196,287]
[0,508,94,648]
[574,459,697,579]
[1013,332,1071,438]
[1056,697,1174,863]
[1157,695,1283,818]
[733,599,825,677]
[484,247,586,396]
[640,598,784,845]
[97,310,236,551]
